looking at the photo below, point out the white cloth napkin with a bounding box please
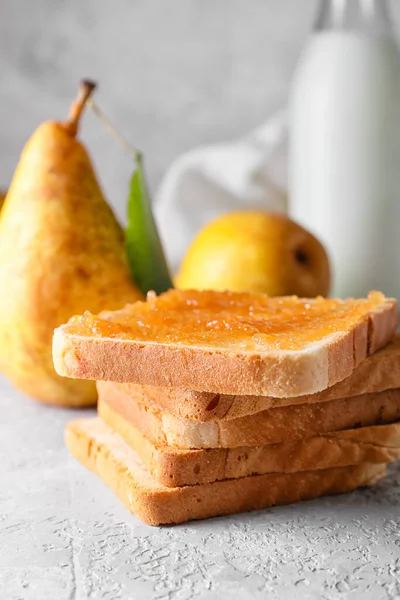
[155,112,289,274]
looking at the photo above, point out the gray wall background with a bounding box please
[1,0,400,224]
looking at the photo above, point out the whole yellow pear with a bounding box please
[0,81,143,406]
[176,211,331,297]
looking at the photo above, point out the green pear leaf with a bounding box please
[126,155,173,295]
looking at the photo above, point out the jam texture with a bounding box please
[66,289,386,352]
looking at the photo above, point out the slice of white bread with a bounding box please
[97,381,400,449]
[100,399,400,487]
[117,335,400,421]
[53,290,398,398]
[65,417,386,526]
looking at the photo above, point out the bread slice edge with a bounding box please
[65,417,387,525]
[54,297,397,397]
[99,399,400,487]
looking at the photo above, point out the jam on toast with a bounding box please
[53,289,398,397]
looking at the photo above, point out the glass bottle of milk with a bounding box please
[289,0,400,299]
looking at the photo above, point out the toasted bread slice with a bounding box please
[100,399,400,487]
[98,381,400,449]
[117,335,400,421]
[66,418,386,525]
[53,290,397,398]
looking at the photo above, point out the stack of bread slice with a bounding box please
[53,289,400,526]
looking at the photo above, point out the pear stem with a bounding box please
[64,79,97,136]
[87,98,142,161]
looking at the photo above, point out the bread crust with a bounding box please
[99,400,400,487]
[53,297,398,398]
[116,335,400,421]
[98,381,400,449]
[65,417,386,525]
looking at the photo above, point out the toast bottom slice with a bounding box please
[99,399,400,486]
[65,418,387,526]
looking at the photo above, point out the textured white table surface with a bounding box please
[1,377,400,600]
[2,2,400,598]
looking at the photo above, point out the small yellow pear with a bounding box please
[176,211,331,298]
[0,81,143,406]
